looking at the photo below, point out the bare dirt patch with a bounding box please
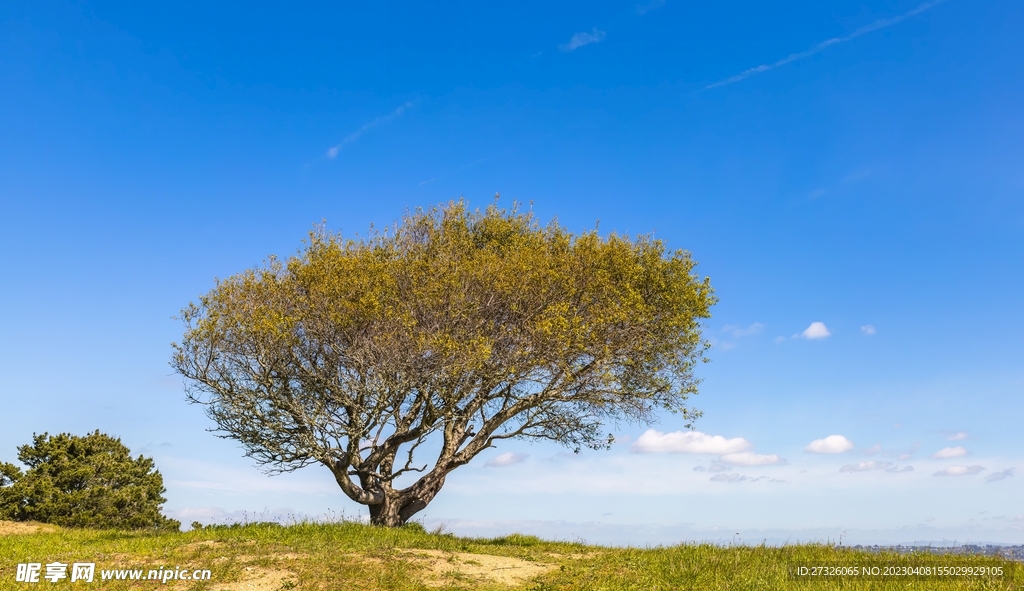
[398,549,556,587]
[0,521,58,535]
[209,567,296,591]
[269,553,305,561]
[181,540,226,551]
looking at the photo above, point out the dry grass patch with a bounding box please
[0,521,58,536]
[398,549,556,587]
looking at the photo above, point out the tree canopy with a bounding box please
[172,201,716,526]
[0,431,179,530]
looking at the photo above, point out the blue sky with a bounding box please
[1,0,1022,545]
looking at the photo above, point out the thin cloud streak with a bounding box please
[559,28,607,52]
[326,101,415,159]
[636,0,666,16]
[701,0,945,91]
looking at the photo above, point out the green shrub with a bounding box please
[0,430,179,531]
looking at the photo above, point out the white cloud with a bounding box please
[632,429,752,454]
[985,469,1014,483]
[860,325,876,335]
[948,432,968,441]
[559,28,607,52]
[933,465,985,477]
[485,452,528,467]
[800,322,831,339]
[719,452,783,466]
[723,323,763,338]
[805,435,854,454]
[326,101,414,158]
[865,444,883,455]
[932,446,968,459]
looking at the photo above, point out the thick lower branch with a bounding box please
[325,459,383,505]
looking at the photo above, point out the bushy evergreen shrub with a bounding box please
[0,431,179,530]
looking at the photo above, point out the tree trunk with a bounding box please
[367,474,447,527]
[368,494,422,527]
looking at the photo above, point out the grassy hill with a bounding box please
[1,520,1020,590]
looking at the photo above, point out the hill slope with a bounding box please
[1,520,1020,590]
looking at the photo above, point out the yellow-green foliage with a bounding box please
[171,201,717,526]
[1,521,1019,590]
[177,200,715,406]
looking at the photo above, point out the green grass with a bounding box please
[1,521,1020,590]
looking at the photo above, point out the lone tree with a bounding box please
[172,201,715,526]
[0,431,179,530]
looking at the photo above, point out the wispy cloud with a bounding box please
[560,28,607,52]
[326,101,414,159]
[701,0,945,91]
[485,452,528,467]
[985,468,1014,483]
[947,431,969,441]
[693,462,732,473]
[861,324,877,335]
[723,322,764,338]
[636,0,665,15]
[710,473,783,483]
[716,322,764,351]
[840,460,892,472]
[710,473,748,483]
[719,452,784,466]
[839,460,913,473]
[933,465,985,477]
